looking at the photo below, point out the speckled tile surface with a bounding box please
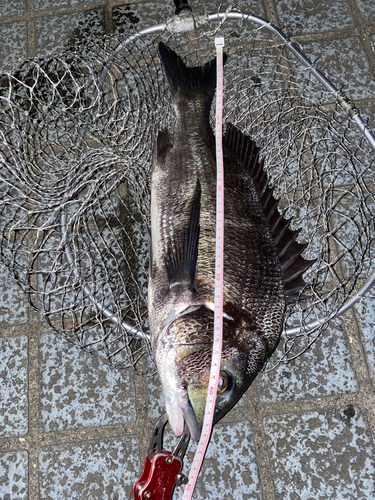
[0,450,28,499]
[257,322,358,403]
[0,336,28,438]
[264,406,375,499]
[113,2,175,34]
[39,332,136,432]
[299,36,375,100]
[0,22,27,73]
[0,0,26,17]
[0,264,28,326]
[34,0,99,10]
[34,9,104,57]
[165,421,262,500]
[355,0,375,24]
[189,0,266,16]
[274,0,353,34]
[38,436,140,499]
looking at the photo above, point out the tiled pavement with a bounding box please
[1,1,375,499]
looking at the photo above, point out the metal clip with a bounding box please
[133,413,190,500]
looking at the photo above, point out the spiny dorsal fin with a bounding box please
[165,180,201,292]
[223,123,315,304]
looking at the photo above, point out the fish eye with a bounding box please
[217,371,231,393]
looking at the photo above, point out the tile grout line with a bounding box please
[27,325,40,499]
[26,0,35,59]
[347,0,375,76]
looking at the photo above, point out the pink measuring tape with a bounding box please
[182,36,225,500]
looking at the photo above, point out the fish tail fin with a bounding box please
[158,42,226,107]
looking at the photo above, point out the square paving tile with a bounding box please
[355,0,375,24]
[299,36,375,101]
[39,435,139,499]
[0,0,26,17]
[39,331,136,432]
[0,22,27,73]
[0,450,28,499]
[0,262,28,327]
[0,335,28,438]
[274,0,353,35]
[164,421,262,500]
[35,9,104,57]
[113,2,175,34]
[264,406,375,499]
[34,0,98,10]
[257,321,358,403]
[189,0,266,16]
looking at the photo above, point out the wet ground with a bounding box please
[1,1,375,499]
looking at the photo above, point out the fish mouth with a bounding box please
[165,390,201,442]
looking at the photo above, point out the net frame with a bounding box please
[1,7,375,372]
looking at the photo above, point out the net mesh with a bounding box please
[0,11,374,374]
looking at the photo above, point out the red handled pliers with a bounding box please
[133,413,190,500]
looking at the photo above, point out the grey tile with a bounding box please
[189,0,266,16]
[356,0,375,24]
[0,0,26,17]
[0,22,27,73]
[0,261,28,327]
[0,450,28,499]
[164,421,262,500]
[39,435,140,499]
[146,370,166,420]
[257,322,358,403]
[34,0,98,10]
[113,2,174,34]
[300,36,375,100]
[39,332,136,432]
[355,295,375,386]
[274,0,353,35]
[0,335,28,438]
[264,406,375,499]
[35,9,104,57]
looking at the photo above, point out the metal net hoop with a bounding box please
[0,9,374,373]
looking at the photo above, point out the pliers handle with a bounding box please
[133,413,190,500]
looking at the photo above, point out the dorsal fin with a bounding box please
[223,123,315,304]
[165,180,201,292]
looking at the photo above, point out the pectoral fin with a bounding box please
[165,180,201,291]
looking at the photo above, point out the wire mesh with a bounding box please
[0,9,374,374]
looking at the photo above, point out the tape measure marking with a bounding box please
[182,36,225,500]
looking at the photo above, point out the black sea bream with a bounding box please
[148,42,313,441]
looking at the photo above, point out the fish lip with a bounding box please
[181,400,201,442]
[165,390,201,442]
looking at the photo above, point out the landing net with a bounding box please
[1,9,374,373]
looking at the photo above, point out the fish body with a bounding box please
[149,43,312,441]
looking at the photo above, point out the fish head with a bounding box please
[157,308,269,442]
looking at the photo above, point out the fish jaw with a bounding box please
[159,344,202,442]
